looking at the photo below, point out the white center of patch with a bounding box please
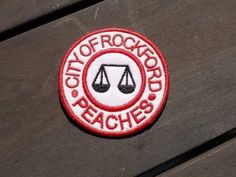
[86,52,142,107]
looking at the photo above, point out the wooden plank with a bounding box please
[0,0,236,177]
[0,0,85,33]
[159,138,236,177]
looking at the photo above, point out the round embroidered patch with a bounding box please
[58,28,169,137]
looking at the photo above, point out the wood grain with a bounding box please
[0,0,84,32]
[0,0,235,177]
[159,138,236,177]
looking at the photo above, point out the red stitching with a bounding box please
[58,27,170,138]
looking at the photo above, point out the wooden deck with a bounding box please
[0,0,84,32]
[159,138,236,177]
[0,0,235,177]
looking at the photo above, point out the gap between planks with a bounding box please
[0,0,104,42]
[136,128,236,177]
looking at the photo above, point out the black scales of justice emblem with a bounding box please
[92,64,136,94]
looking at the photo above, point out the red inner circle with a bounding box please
[82,49,146,112]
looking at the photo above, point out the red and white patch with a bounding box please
[58,28,169,137]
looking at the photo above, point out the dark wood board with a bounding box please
[0,0,84,32]
[159,138,236,177]
[0,0,236,177]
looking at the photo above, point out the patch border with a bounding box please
[58,27,170,138]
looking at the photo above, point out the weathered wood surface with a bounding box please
[0,0,236,177]
[160,138,236,177]
[0,0,84,32]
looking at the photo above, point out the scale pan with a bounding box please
[118,85,135,94]
[92,83,110,93]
